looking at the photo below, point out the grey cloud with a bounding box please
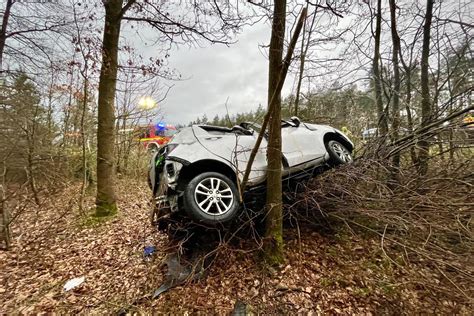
[160,22,275,125]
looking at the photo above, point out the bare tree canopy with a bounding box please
[0,0,473,313]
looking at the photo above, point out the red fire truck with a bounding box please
[138,123,177,151]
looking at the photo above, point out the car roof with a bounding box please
[197,125,233,133]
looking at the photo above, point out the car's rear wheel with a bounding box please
[183,172,240,225]
[325,139,353,165]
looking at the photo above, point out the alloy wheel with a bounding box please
[194,177,234,215]
[330,141,353,163]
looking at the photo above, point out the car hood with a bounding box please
[166,126,237,166]
[168,126,200,145]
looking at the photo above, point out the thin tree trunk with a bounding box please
[0,0,13,72]
[293,24,305,117]
[373,0,388,136]
[399,37,418,165]
[79,75,89,213]
[61,71,75,149]
[294,6,316,117]
[115,116,122,173]
[95,0,123,216]
[448,80,455,162]
[0,198,10,250]
[1,164,11,250]
[417,0,434,176]
[46,69,55,144]
[389,0,401,172]
[404,68,417,164]
[25,117,40,206]
[240,8,307,192]
[264,0,287,265]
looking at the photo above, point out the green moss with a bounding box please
[319,277,334,288]
[380,282,396,295]
[95,201,118,217]
[261,210,284,266]
[334,231,350,242]
[79,213,115,228]
[263,234,284,266]
[327,246,340,258]
[76,201,118,228]
[353,287,372,298]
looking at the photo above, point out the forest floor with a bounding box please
[0,179,471,314]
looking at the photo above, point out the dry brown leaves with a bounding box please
[1,178,471,314]
[1,179,165,314]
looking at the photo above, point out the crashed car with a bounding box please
[148,117,353,225]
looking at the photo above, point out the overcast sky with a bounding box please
[158,22,294,125]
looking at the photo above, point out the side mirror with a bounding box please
[290,116,301,127]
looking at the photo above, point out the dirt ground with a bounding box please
[0,180,471,314]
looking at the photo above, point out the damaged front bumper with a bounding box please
[153,157,187,215]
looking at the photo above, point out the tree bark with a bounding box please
[293,18,305,118]
[240,9,307,193]
[79,75,89,213]
[264,0,287,265]
[389,0,401,171]
[1,165,11,250]
[95,0,123,216]
[25,104,41,206]
[0,198,10,250]
[0,0,13,72]
[404,67,417,164]
[417,0,434,176]
[294,7,316,118]
[373,0,388,136]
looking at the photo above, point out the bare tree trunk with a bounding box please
[79,75,89,213]
[293,22,305,117]
[46,69,56,144]
[0,198,10,250]
[404,67,417,164]
[294,7,316,117]
[0,0,13,72]
[373,0,388,136]
[95,0,123,216]
[0,163,11,250]
[25,105,41,206]
[61,70,75,149]
[115,116,122,173]
[389,0,401,172]
[264,0,287,265]
[399,35,419,165]
[417,0,434,176]
[448,84,455,163]
[240,9,307,192]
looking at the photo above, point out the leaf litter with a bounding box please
[0,179,471,314]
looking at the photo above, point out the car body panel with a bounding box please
[168,125,268,186]
[282,125,327,166]
[149,120,354,215]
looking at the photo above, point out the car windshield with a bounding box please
[240,122,262,133]
[164,129,178,137]
[199,125,233,135]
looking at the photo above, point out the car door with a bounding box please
[234,133,267,185]
[281,125,326,168]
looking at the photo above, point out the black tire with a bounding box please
[183,172,240,225]
[325,139,353,166]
